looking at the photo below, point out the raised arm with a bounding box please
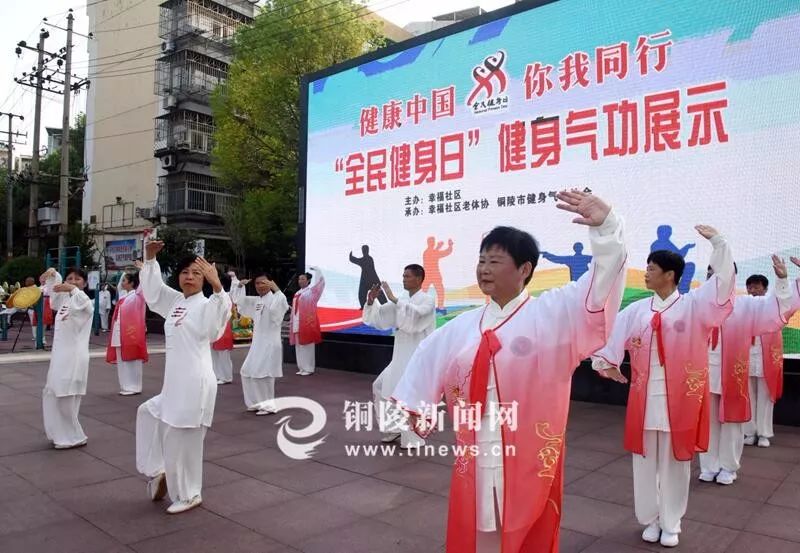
[543,191,627,360]
[361,282,397,330]
[140,241,182,318]
[307,266,326,302]
[687,226,735,329]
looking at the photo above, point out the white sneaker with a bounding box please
[166,495,202,514]
[698,471,717,482]
[119,390,139,396]
[743,435,756,446]
[641,522,661,543]
[298,371,313,376]
[147,473,167,501]
[660,531,679,547]
[380,432,401,443]
[256,408,276,416]
[54,438,88,450]
[295,370,303,375]
[716,470,737,485]
[757,437,771,448]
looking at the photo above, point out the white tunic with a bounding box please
[232,280,289,379]
[45,273,94,397]
[363,289,436,398]
[473,211,624,532]
[708,277,792,392]
[140,259,231,428]
[395,209,627,534]
[99,289,111,311]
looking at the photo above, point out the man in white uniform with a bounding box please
[363,264,436,448]
[231,273,289,415]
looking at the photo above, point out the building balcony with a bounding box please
[154,111,215,156]
[157,172,234,222]
[155,49,228,100]
[159,0,251,46]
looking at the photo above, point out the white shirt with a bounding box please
[140,259,231,428]
[45,272,94,397]
[643,289,679,431]
[475,209,622,532]
[232,280,289,379]
[708,277,792,393]
[363,289,436,399]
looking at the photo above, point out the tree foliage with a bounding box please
[211,0,385,269]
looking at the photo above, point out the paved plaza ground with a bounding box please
[1,347,800,552]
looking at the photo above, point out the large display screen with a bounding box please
[302,0,800,355]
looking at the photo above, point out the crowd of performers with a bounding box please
[33,190,799,551]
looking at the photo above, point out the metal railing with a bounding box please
[157,173,234,217]
[155,50,228,98]
[160,0,250,44]
[154,111,215,154]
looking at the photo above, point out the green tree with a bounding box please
[38,112,86,223]
[66,222,99,270]
[211,0,385,269]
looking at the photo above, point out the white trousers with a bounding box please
[99,309,109,331]
[743,377,774,438]
[476,488,502,553]
[211,349,233,383]
[241,375,275,410]
[116,348,143,393]
[136,404,207,503]
[699,393,743,473]
[633,430,690,535]
[43,389,87,447]
[296,343,316,374]
[372,372,424,448]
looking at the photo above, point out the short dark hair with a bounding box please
[746,274,769,288]
[253,272,272,281]
[123,271,140,289]
[175,255,199,275]
[301,272,312,282]
[404,263,425,282]
[647,250,685,285]
[64,266,88,283]
[479,226,540,285]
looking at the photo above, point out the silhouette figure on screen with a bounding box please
[650,225,696,293]
[349,245,387,308]
[541,242,592,281]
[422,236,453,312]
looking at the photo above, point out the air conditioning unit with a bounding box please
[162,94,178,110]
[136,207,154,220]
[37,207,59,225]
[160,154,176,169]
[161,40,175,53]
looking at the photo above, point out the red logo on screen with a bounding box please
[467,50,509,114]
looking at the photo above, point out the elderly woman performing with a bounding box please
[136,240,231,514]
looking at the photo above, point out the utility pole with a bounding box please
[15,28,51,257]
[0,112,25,259]
[57,11,74,255]
[14,12,90,259]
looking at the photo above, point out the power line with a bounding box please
[86,99,159,127]
[89,156,154,175]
